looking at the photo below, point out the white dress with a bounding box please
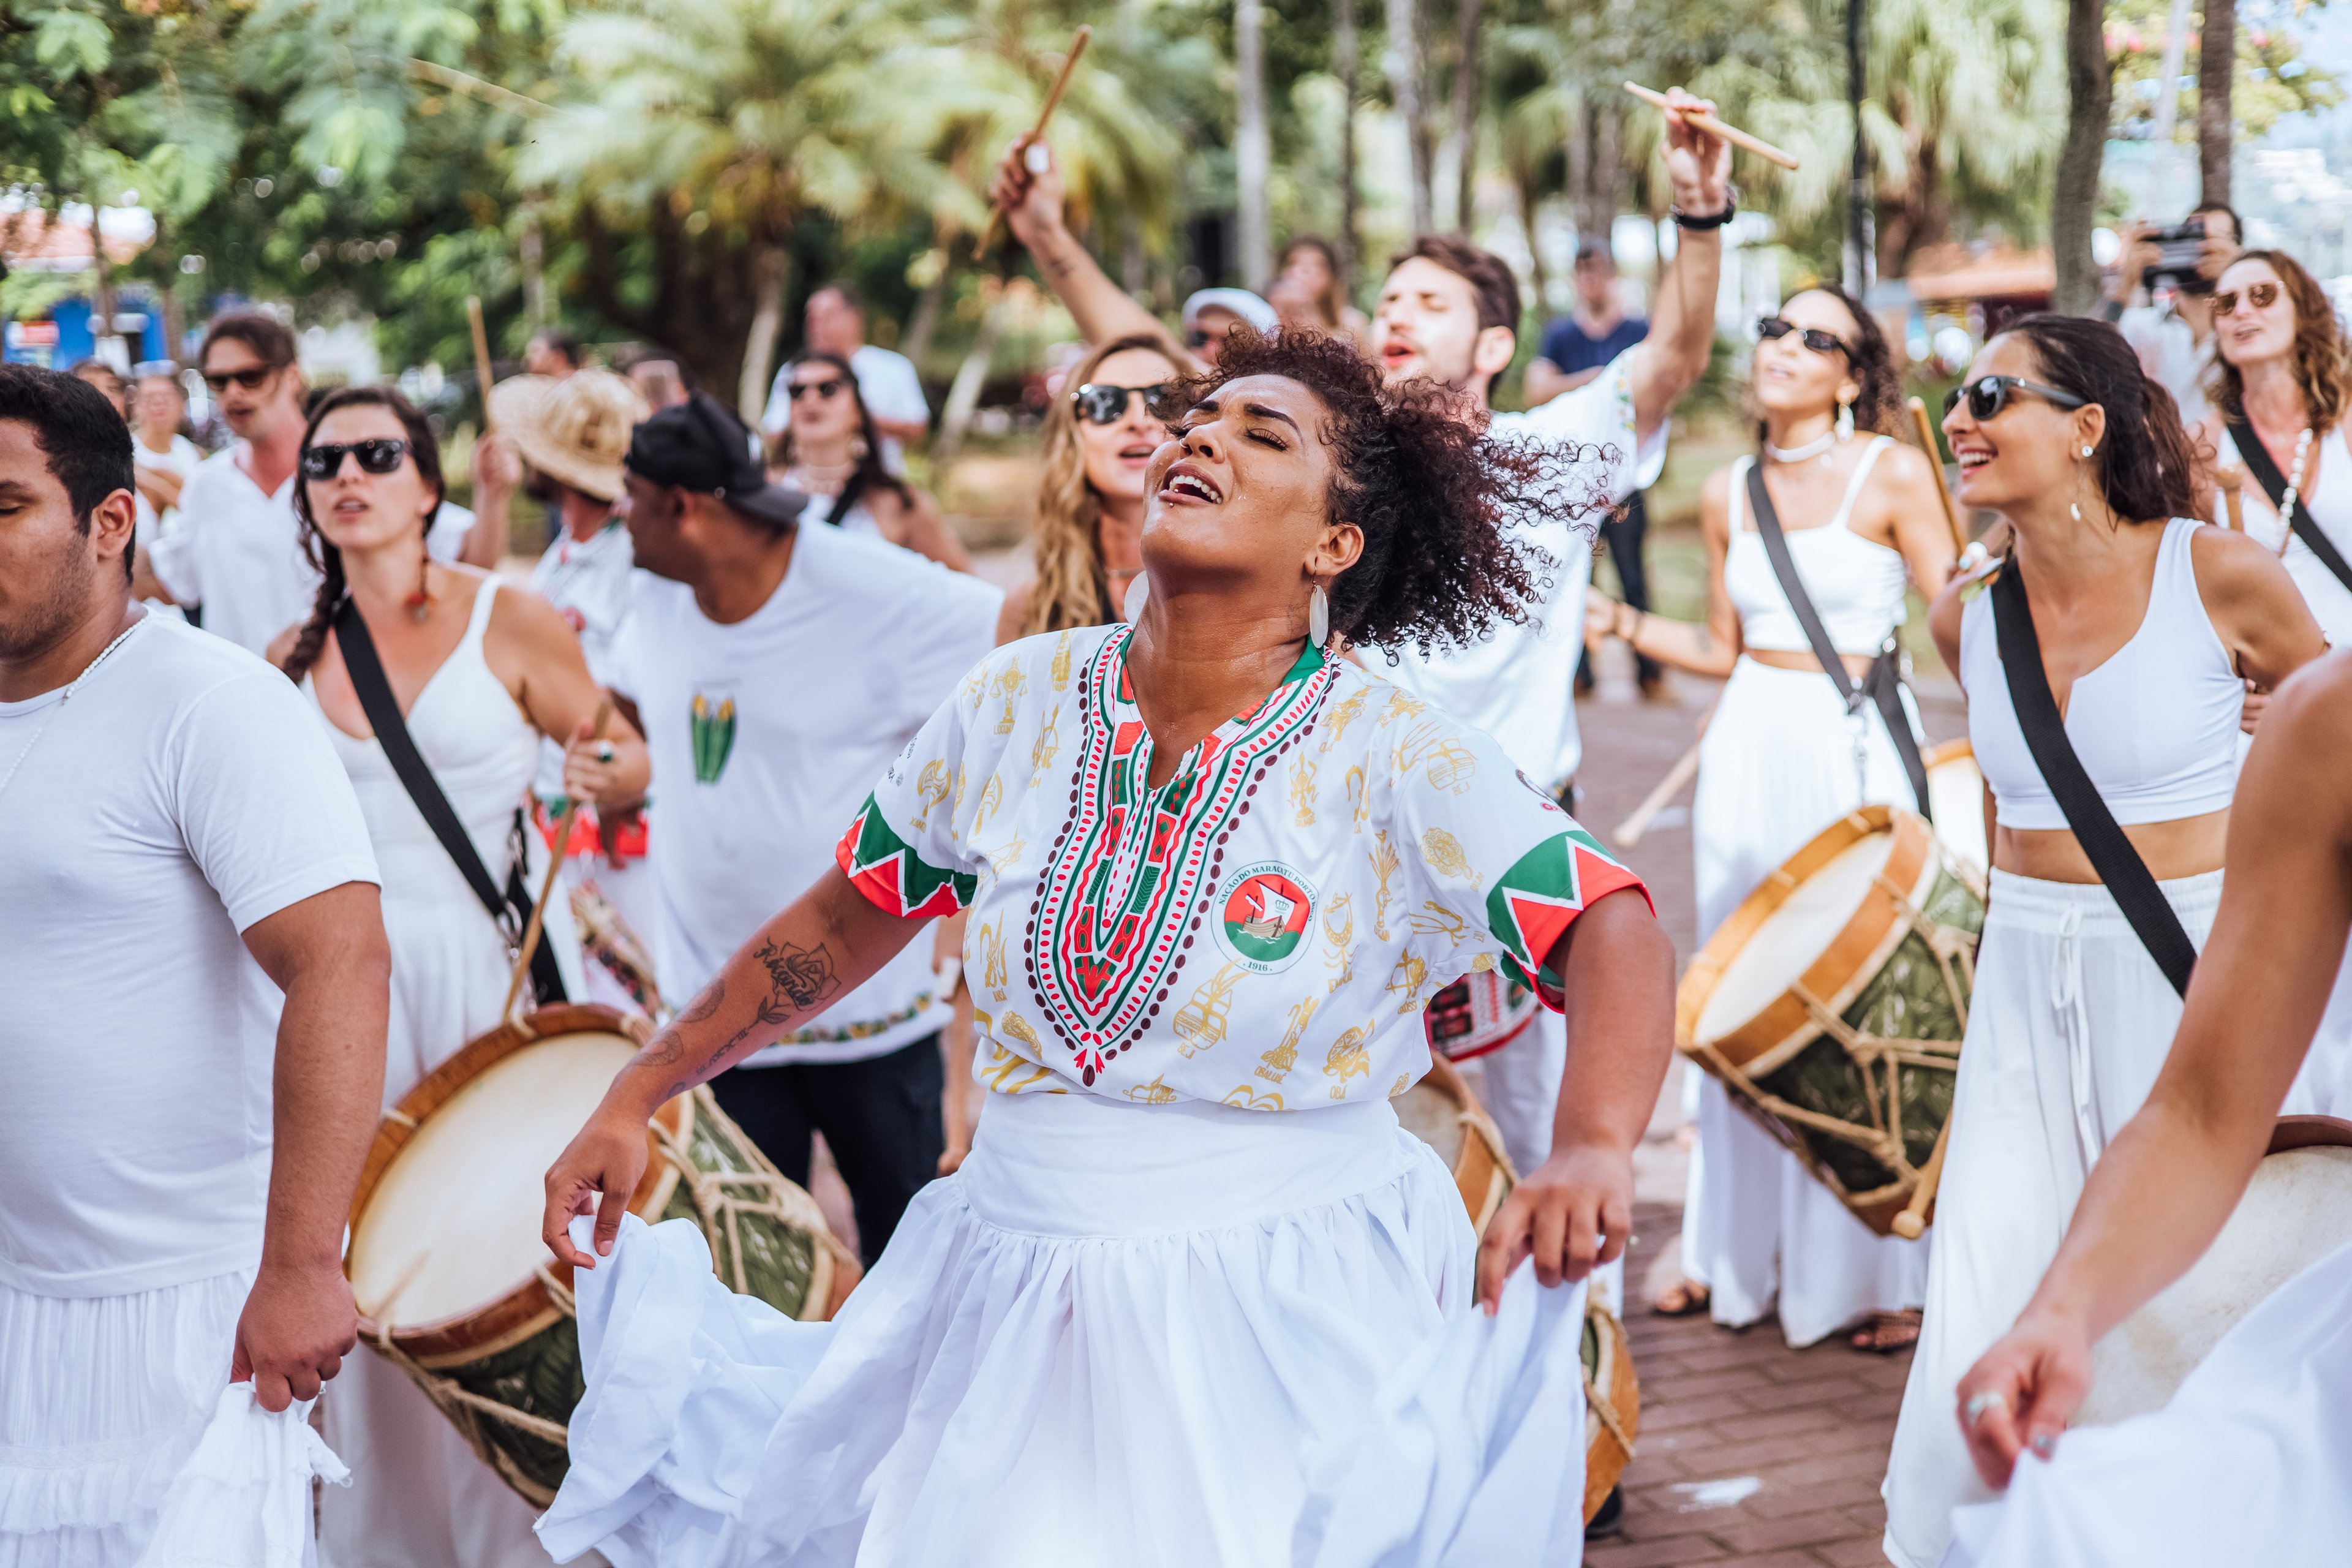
[307,576,585,1568]
[1680,442,1931,1347]
[537,625,1653,1567]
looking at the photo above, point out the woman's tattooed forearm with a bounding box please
[632,944,845,1090]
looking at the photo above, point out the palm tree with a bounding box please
[1235,0,1272,287]
[2198,0,2234,203]
[2051,0,2109,313]
[1385,0,1433,235]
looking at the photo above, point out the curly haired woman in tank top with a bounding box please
[1880,315,2324,1568]
[1589,284,1956,1352]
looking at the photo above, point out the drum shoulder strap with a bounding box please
[1746,461,1934,820]
[1987,563,2197,997]
[2225,415,2352,594]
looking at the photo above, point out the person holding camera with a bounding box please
[2105,205,2241,428]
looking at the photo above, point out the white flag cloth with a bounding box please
[131,1383,349,1568]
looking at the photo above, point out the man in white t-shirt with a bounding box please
[992,100,1727,1188]
[139,313,494,653]
[0,365,390,1566]
[571,393,999,1260]
[761,282,929,473]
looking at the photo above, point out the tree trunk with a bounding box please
[1566,89,1593,239]
[2052,0,2111,314]
[737,239,790,424]
[902,259,951,371]
[1235,0,1272,288]
[91,227,120,366]
[521,209,547,335]
[1450,0,1484,233]
[1385,0,1432,235]
[1517,170,1548,311]
[1335,0,1360,297]
[1845,0,1871,295]
[1586,99,1626,243]
[2198,0,2234,205]
[930,293,1011,472]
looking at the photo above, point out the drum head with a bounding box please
[349,1027,639,1329]
[1395,1081,1467,1168]
[1695,826,1897,1046]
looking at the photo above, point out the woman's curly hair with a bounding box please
[1171,328,1610,655]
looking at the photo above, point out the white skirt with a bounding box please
[537,1089,1594,1568]
[0,1267,252,1568]
[1681,657,1930,1344]
[1942,1235,2352,1565]
[1880,867,2224,1568]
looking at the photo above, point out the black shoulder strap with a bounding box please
[1988,564,2197,997]
[819,467,871,527]
[332,598,567,1003]
[1746,461,1934,820]
[2225,416,2352,594]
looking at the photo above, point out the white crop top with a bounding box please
[1724,437,1912,656]
[1959,517,2242,830]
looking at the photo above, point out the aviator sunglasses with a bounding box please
[789,377,848,402]
[202,364,282,394]
[2212,281,2283,317]
[299,439,413,481]
[1942,375,2089,422]
[1755,315,1850,358]
[1072,382,1172,425]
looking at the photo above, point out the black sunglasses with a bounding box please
[1072,382,1172,425]
[789,377,848,402]
[202,365,281,393]
[1941,375,2089,422]
[300,439,413,481]
[1756,315,1850,358]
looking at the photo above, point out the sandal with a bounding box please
[1651,1279,1711,1317]
[1849,1310,1923,1354]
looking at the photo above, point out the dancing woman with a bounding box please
[998,334,1180,640]
[1942,652,2352,1566]
[268,386,650,1568]
[535,330,1677,1566]
[1594,284,1955,1351]
[771,350,971,571]
[1880,316,2324,1568]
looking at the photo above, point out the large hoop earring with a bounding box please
[1123,571,1148,622]
[1308,583,1330,647]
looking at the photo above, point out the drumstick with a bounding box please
[503,695,613,1022]
[2221,467,2245,532]
[1622,82,1800,172]
[1907,397,1970,560]
[974,26,1092,259]
[1614,741,1700,848]
[466,296,496,429]
[1890,1114,1953,1240]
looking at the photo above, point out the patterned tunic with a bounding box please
[837,625,1648,1110]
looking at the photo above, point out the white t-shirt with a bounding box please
[762,344,929,473]
[0,614,380,1296]
[149,447,482,656]
[2119,305,2214,429]
[1379,350,1665,790]
[527,519,638,800]
[132,431,205,544]
[609,524,1000,1063]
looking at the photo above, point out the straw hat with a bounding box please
[488,368,647,503]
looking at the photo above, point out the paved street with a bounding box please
[1569,648,1965,1568]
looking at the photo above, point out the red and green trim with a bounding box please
[1487,824,1651,1010]
[836,794,977,921]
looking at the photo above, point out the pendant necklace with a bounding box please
[0,615,148,805]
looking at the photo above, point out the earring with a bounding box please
[404,545,432,623]
[1308,583,1330,647]
[2081,446,2095,458]
[2070,501,2082,522]
[1836,398,1855,443]
[1123,571,1148,622]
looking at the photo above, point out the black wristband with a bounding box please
[1672,193,1738,231]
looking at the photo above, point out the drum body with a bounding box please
[1423,965,1539,1063]
[343,1003,858,1504]
[1394,1054,1638,1521]
[1923,739,1989,878]
[1676,807,1985,1235]
[2078,1116,2352,1426]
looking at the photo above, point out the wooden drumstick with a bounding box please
[503,695,613,1022]
[974,26,1092,259]
[466,295,496,428]
[1891,1112,1953,1240]
[1614,742,1700,849]
[1907,396,1970,560]
[1622,82,1800,172]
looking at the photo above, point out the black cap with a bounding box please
[624,391,808,529]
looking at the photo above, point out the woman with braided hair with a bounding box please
[534,329,1677,1567]
[265,385,648,1568]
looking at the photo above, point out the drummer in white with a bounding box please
[0,364,389,1566]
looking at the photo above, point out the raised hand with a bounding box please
[986,134,1068,249]
[1657,88,1733,215]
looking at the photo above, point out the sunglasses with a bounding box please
[1756,316,1849,358]
[1941,375,2089,422]
[202,365,281,394]
[299,439,413,481]
[1072,382,1172,425]
[789,378,847,402]
[2212,282,2282,317]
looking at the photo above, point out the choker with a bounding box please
[1764,431,1837,464]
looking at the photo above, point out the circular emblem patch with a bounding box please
[1213,861,1317,974]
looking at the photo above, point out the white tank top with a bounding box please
[1959,517,2242,830]
[1724,437,1910,656]
[2209,421,2352,647]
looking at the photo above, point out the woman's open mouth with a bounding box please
[1159,461,1224,505]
